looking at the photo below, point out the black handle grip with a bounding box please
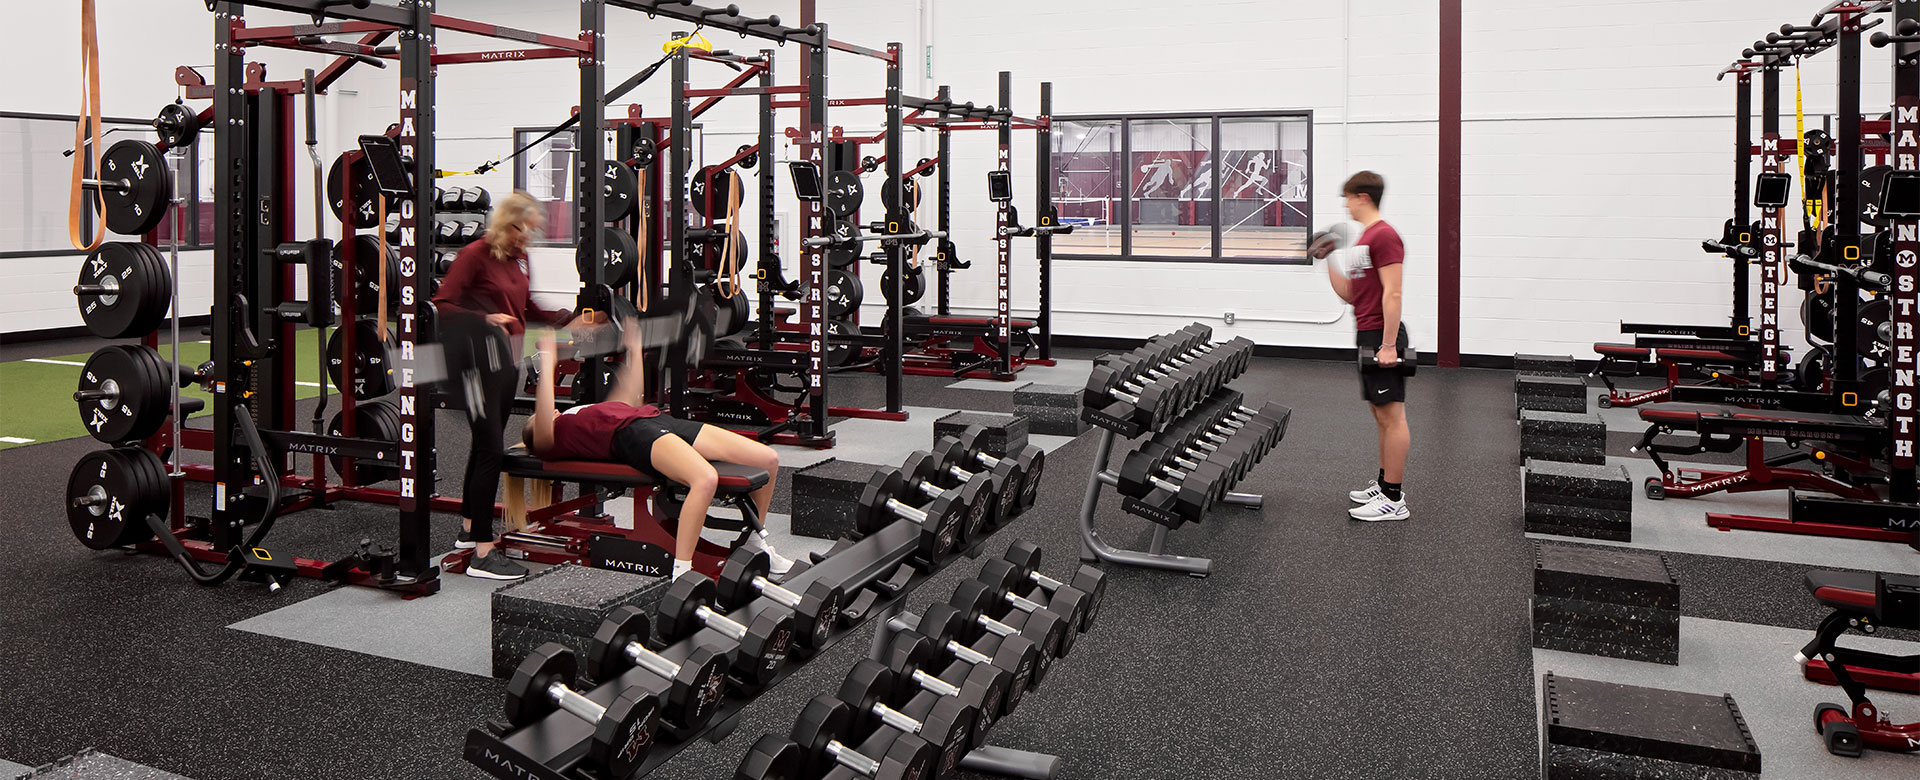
[303,69,318,146]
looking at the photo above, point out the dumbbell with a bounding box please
[504,643,659,778]
[1000,540,1106,632]
[878,629,1008,745]
[1113,451,1230,524]
[1358,343,1418,377]
[1092,355,1206,415]
[974,558,1090,656]
[657,573,796,688]
[1139,402,1286,484]
[587,606,729,732]
[1115,337,1253,393]
[716,548,844,651]
[735,734,805,780]
[1127,433,1256,496]
[950,579,1069,681]
[1082,363,1189,430]
[1107,332,1246,383]
[784,695,939,780]
[834,659,977,777]
[854,469,963,568]
[896,450,995,542]
[887,605,1039,716]
[936,430,1039,523]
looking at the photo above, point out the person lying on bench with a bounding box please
[522,325,792,580]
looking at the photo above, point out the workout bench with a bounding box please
[440,447,770,580]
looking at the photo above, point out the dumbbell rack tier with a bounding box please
[1074,327,1271,577]
[463,514,1024,780]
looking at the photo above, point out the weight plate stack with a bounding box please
[67,446,167,550]
[98,139,171,236]
[327,319,396,399]
[826,171,863,218]
[332,235,401,316]
[603,160,639,222]
[326,400,403,483]
[826,269,863,319]
[328,153,381,229]
[75,242,171,339]
[576,227,641,288]
[76,344,173,444]
[826,320,858,366]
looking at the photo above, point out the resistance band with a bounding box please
[68,0,105,251]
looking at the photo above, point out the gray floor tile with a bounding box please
[947,359,1094,391]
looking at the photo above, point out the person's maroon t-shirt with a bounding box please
[1347,220,1405,332]
[431,239,570,336]
[540,402,663,460]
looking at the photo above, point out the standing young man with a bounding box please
[1310,171,1412,521]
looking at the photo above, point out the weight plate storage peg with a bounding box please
[97,139,172,236]
[67,446,167,550]
[75,241,170,339]
[75,344,173,444]
[327,153,380,229]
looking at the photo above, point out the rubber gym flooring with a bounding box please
[0,342,1913,779]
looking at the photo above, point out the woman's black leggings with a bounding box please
[462,363,519,537]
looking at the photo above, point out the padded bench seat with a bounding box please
[1594,343,1651,360]
[1637,402,1871,430]
[915,315,1037,330]
[1805,571,1918,626]
[502,446,769,493]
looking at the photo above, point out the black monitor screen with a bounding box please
[987,170,1013,203]
[357,134,413,196]
[1882,170,1920,218]
[1754,173,1791,209]
[788,161,822,201]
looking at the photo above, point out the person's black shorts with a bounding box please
[1356,325,1410,407]
[608,415,708,480]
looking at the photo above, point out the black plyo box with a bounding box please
[1525,501,1632,542]
[934,410,1030,457]
[491,563,668,680]
[1524,459,1632,511]
[1541,673,1760,778]
[1517,374,1588,414]
[1533,543,1679,664]
[1521,410,1606,465]
[1014,382,1089,437]
[791,457,885,540]
[1516,354,1578,374]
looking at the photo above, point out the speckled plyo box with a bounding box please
[1515,354,1578,374]
[1524,459,1632,514]
[1525,500,1632,542]
[1516,374,1588,414]
[791,457,885,540]
[491,563,669,680]
[934,411,1030,457]
[1520,410,1606,465]
[1013,383,1088,437]
[1533,543,1678,664]
[19,748,194,779]
[1541,673,1759,779]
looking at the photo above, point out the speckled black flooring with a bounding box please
[1,346,1910,780]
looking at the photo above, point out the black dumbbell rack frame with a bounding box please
[1073,329,1266,577]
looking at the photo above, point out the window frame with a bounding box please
[0,110,210,259]
[1050,109,1313,266]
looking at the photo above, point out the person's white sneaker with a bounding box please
[1348,481,1384,504]
[743,531,794,575]
[1348,494,1410,522]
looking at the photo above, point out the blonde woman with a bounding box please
[433,190,574,580]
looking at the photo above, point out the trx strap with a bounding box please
[68,0,105,251]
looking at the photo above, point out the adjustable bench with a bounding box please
[900,315,1050,380]
[1633,402,1881,501]
[1591,343,1751,408]
[1798,571,1920,757]
[440,447,771,580]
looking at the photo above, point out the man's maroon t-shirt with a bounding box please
[540,402,663,460]
[431,239,570,336]
[1347,220,1405,332]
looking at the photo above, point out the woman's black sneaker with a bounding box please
[466,551,529,581]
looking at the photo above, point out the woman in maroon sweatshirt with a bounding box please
[433,190,574,580]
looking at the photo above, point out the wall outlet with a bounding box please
[1223,312,1235,325]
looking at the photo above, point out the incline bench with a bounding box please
[440,447,771,580]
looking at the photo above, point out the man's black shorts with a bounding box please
[1357,325,1410,406]
[609,416,708,479]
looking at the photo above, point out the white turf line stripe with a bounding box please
[24,358,87,366]
[0,437,33,444]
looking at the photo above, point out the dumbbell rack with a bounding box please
[1074,327,1270,577]
[463,515,1030,779]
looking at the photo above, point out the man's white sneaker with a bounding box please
[1348,481,1383,504]
[1348,495,1410,522]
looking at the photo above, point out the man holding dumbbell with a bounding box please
[1310,171,1411,521]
